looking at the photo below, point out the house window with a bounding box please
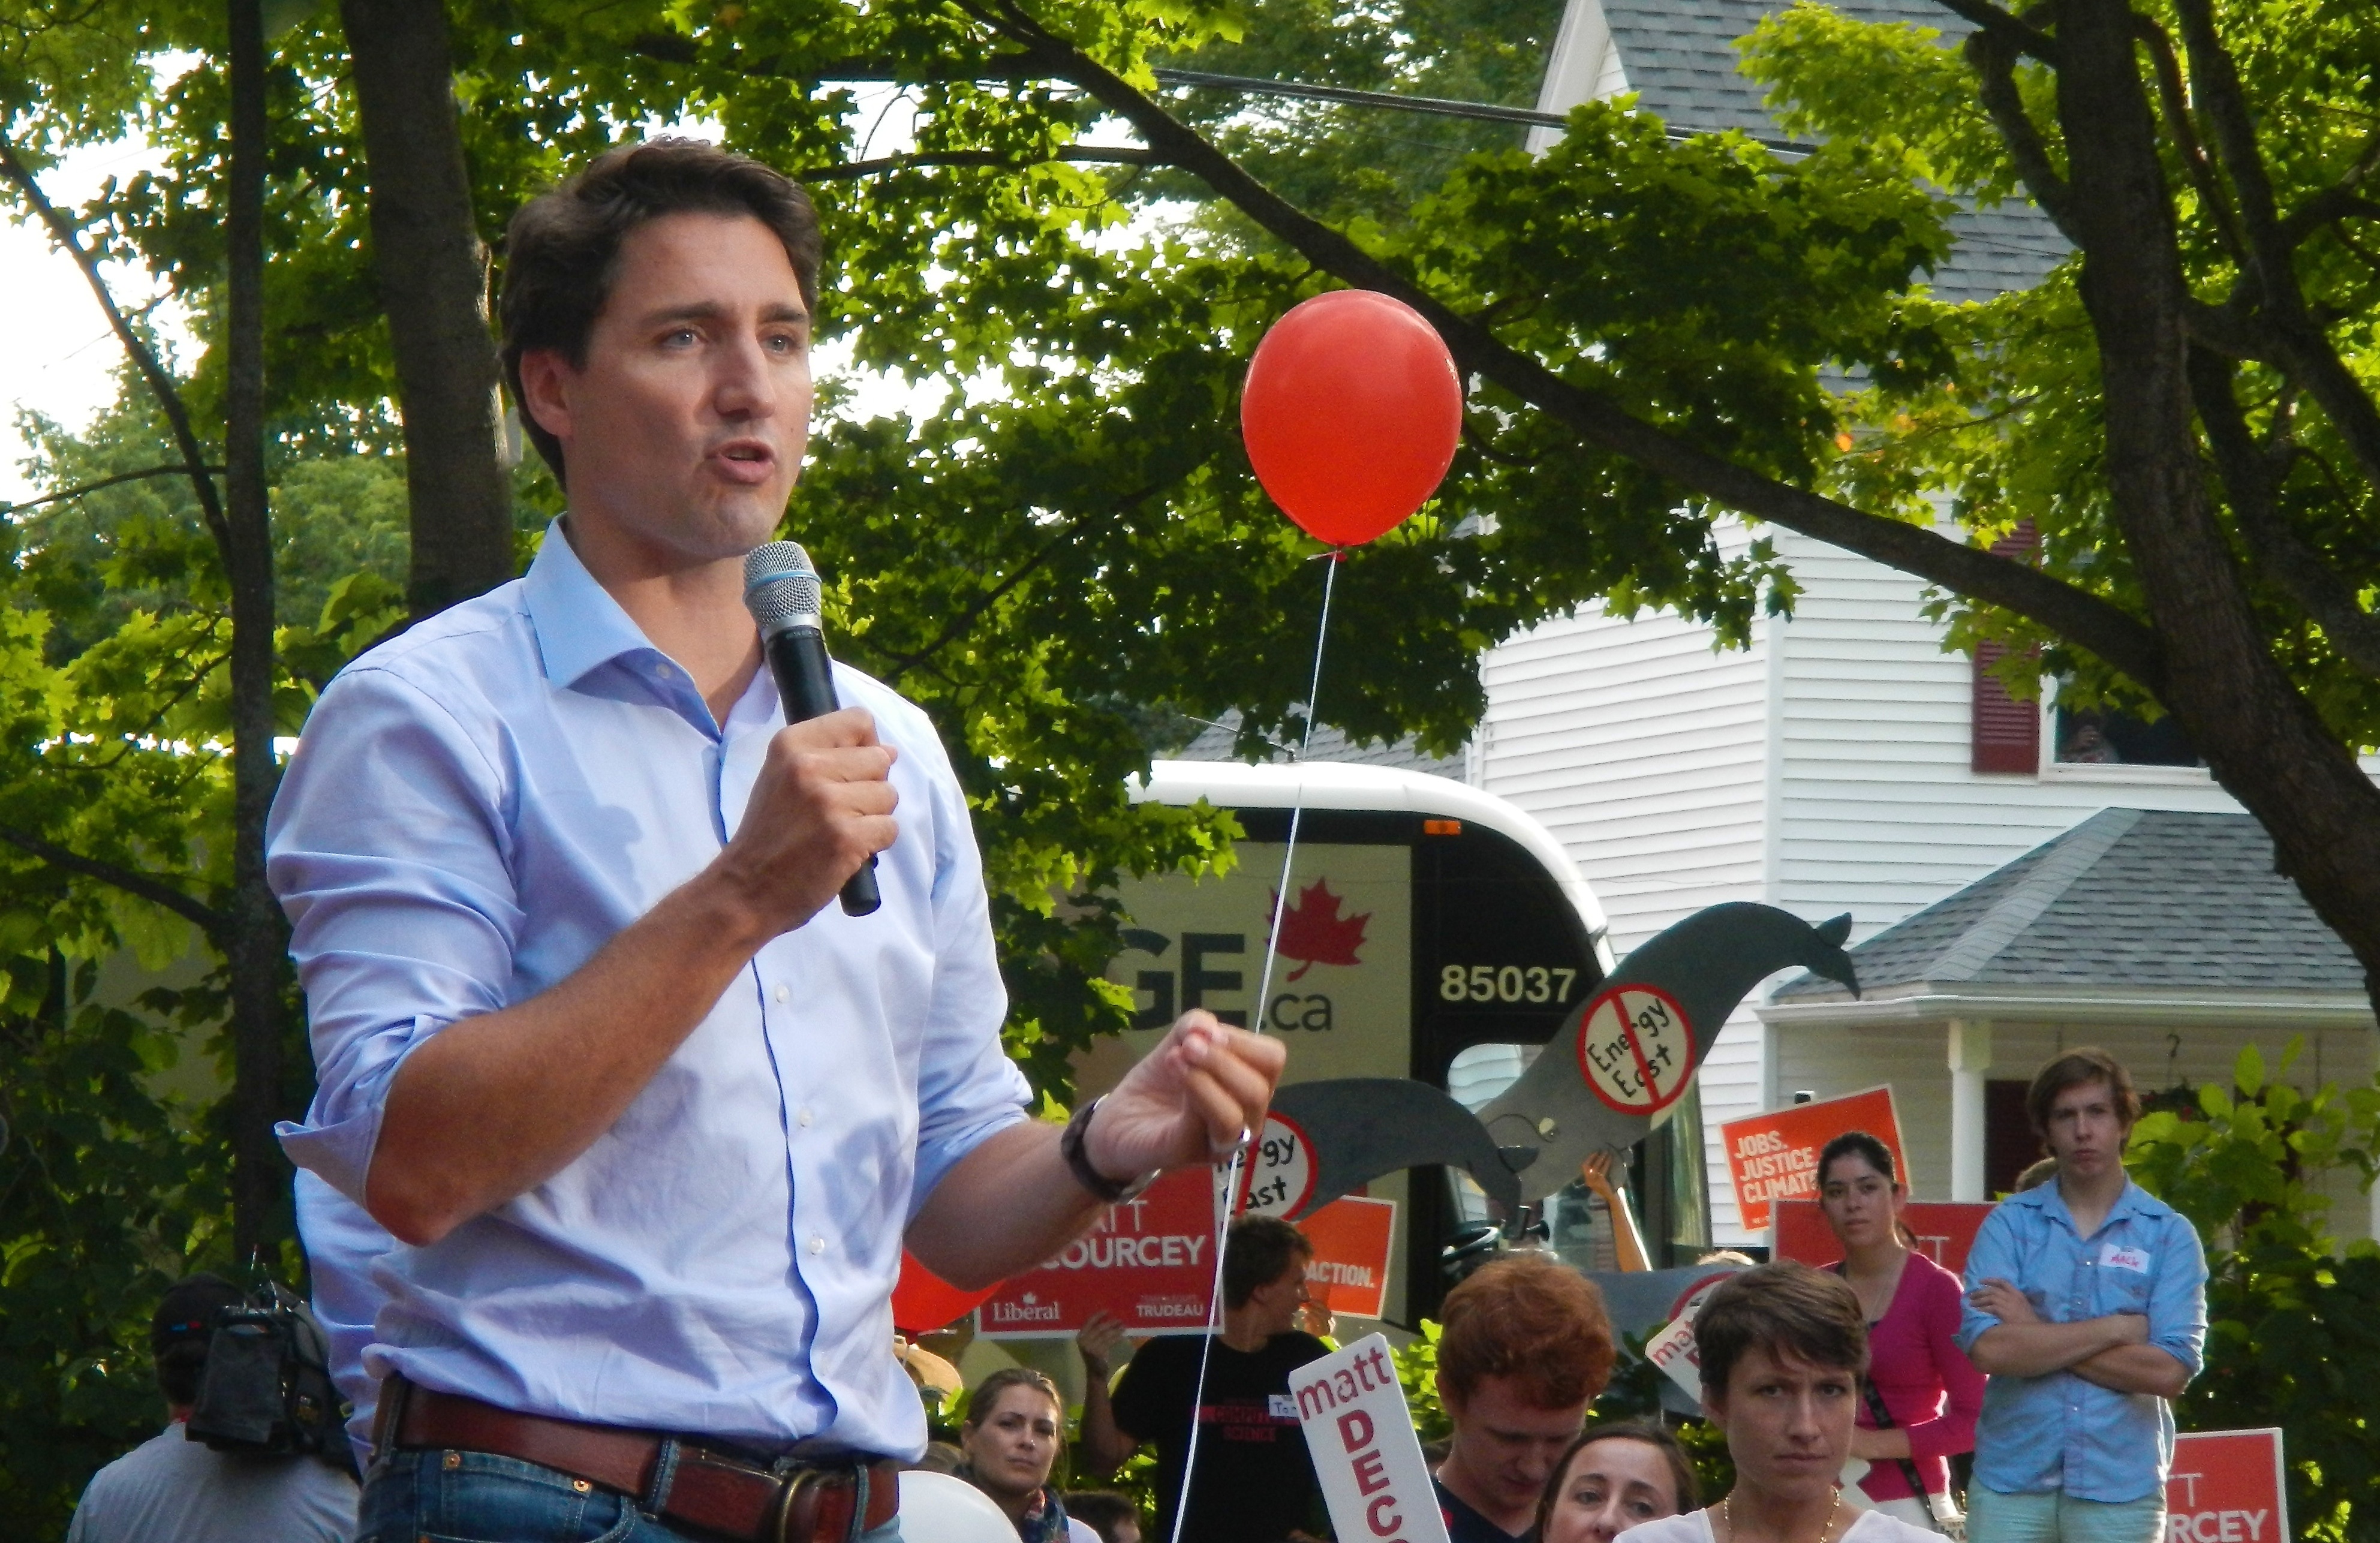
[2052,703,2203,767]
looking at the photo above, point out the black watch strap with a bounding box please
[1061,1096,1156,1202]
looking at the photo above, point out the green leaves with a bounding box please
[2125,1042,2380,1539]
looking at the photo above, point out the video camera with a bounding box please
[185,1280,346,1460]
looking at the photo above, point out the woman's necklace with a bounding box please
[1722,1485,1842,1543]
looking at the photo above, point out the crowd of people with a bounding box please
[1010,1043,2203,1543]
[72,1044,2203,1543]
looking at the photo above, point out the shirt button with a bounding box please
[808,1235,826,1256]
[773,984,790,1004]
[798,1107,814,1128]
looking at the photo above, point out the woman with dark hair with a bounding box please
[1615,1263,1936,1543]
[1816,1132,1982,1534]
[958,1367,1082,1542]
[1536,1423,1699,1543]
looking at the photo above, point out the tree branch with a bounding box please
[879,516,1090,688]
[0,462,227,516]
[2132,13,2244,264]
[2188,347,2380,678]
[1963,29,2086,248]
[0,139,230,552]
[2165,0,2380,492]
[1929,0,2062,64]
[0,825,227,942]
[627,34,1039,83]
[801,146,1159,182]
[964,0,2168,691]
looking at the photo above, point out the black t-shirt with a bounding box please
[1109,1331,1329,1543]
[1435,1475,1531,1543]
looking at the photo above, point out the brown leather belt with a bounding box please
[381,1376,899,1542]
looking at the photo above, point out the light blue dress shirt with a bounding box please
[1957,1178,2207,1503]
[269,521,1031,1458]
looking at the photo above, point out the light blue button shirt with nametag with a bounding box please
[268,521,1031,1458]
[1958,1178,2207,1503]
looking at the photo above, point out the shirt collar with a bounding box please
[522,516,667,690]
[2029,1174,2154,1234]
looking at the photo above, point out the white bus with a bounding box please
[1069,759,1711,1325]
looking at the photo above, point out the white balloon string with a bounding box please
[1165,548,1341,1543]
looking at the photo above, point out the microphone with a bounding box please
[742,540,881,918]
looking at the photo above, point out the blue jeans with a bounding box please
[357,1446,904,1543]
[1968,1485,2164,1543]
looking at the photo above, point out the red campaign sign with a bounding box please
[1298,1196,1397,1320]
[1719,1086,1906,1234]
[977,1168,1220,1339]
[2167,1431,2287,1543]
[1770,1200,1995,1276]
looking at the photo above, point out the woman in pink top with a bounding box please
[1818,1132,1985,1534]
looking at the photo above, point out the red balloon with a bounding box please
[1241,290,1463,546]
[892,1249,1000,1335]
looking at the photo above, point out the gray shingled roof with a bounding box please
[1773,809,2367,998]
[1174,709,1467,779]
[1600,0,2069,305]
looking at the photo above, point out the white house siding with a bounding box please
[1480,524,2279,1246]
[1766,528,2246,946]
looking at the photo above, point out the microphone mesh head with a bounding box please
[743,540,822,630]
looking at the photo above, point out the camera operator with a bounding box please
[65,1274,357,1543]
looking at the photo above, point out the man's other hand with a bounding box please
[711,706,898,937]
[1085,1011,1286,1180]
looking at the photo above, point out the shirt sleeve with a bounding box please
[1901,1264,1985,1464]
[896,695,1033,1217]
[2147,1211,2209,1380]
[1956,1204,2022,1353]
[267,664,519,1207]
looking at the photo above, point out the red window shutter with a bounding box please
[1970,524,2039,774]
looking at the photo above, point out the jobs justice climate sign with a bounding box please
[1717,1085,1907,1234]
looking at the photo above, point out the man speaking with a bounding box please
[269,139,1283,1543]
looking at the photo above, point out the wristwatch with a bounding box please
[1061,1096,1159,1203]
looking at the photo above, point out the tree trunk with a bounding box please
[225,0,289,1267]
[2054,0,2380,998]
[340,0,514,618]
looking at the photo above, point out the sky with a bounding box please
[0,87,1162,512]
[0,92,936,511]
[0,133,194,508]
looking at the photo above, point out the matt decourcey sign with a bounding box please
[1291,1333,1449,1543]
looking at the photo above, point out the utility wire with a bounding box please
[1151,67,1819,155]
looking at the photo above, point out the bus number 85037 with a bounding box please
[1439,964,1578,1006]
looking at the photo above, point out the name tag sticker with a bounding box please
[2100,1243,2151,1273]
[1268,1394,1298,1419]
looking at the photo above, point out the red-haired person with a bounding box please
[1433,1254,1618,1543]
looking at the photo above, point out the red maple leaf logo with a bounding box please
[1269,879,1371,981]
